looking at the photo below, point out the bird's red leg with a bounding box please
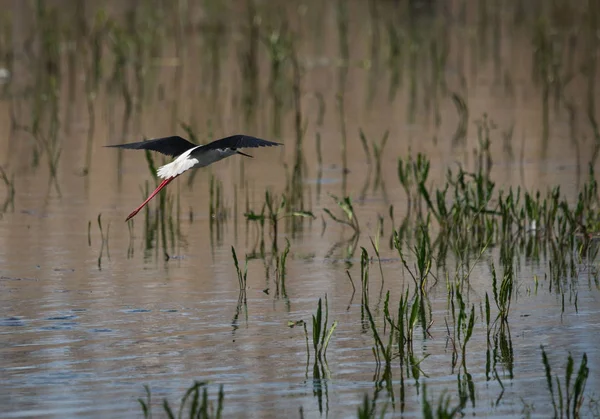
[125,176,176,222]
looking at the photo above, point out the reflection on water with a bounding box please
[0,0,599,417]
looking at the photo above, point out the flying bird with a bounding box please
[107,134,281,221]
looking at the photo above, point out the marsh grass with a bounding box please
[275,238,290,299]
[238,0,259,127]
[362,251,429,406]
[541,346,589,419]
[448,284,475,372]
[370,215,385,290]
[209,174,227,246]
[490,263,513,326]
[356,393,388,419]
[96,213,110,270]
[0,166,15,214]
[450,92,468,147]
[358,129,389,196]
[231,246,248,290]
[139,382,224,419]
[310,296,337,363]
[421,383,465,419]
[28,2,62,196]
[324,194,360,235]
[82,10,109,177]
[245,190,314,251]
[307,295,337,414]
[263,26,292,138]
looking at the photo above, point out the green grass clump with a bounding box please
[139,381,224,419]
[324,194,360,235]
[310,295,337,363]
[245,190,314,250]
[541,346,589,419]
[421,384,465,419]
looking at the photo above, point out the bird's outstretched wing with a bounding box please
[106,136,197,157]
[200,135,281,151]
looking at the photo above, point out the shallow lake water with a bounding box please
[0,1,599,418]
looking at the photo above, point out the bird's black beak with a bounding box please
[237,150,253,158]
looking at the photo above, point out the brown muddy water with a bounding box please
[0,1,599,418]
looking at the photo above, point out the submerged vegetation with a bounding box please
[0,0,598,418]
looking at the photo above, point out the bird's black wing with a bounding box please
[201,135,281,151]
[105,136,197,157]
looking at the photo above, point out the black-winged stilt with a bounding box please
[107,134,281,221]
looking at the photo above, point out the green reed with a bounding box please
[106,20,133,132]
[490,263,513,325]
[371,131,389,192]
[316,132,323,200]
[446,283,475,372]
[245,190,314,250]
[394,223,432,293]
[27,2,62,195]
[541,346,589,419]
[0,166,15,214]
[359,129,389,193]
[386,10,403,102]
[209,175,227,222]
[239,0,259,127]
[337,93,348,192]
[209,174,227,247]
[370,215,385,287]
[336,0,349,89]
[361,246,426,397]
[364,288,393,394]
[231,246,248,290]
[360,248,370,310]
[96,213,110,270]
[450,92,469,147]
[356,392,387,419]
[324,194,360,235]
[83,10,110,177]
[275,238,290,299]
[421,383,465,419]
[365,0,382,109]
[397,153,432,218]
[263,27,292,138]
[310,295,337,362]
[139,381,224,419]
[532,18,556,148]
[286,40,308,235]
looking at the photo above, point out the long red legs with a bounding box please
[125,176,177,221]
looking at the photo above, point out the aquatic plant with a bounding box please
[310,296,337,362]
[421,383,465,419]
[490,263,513,325]
[541,346,589,419]
[245,190,314,250]
[139,381,224,419]
[275,238,291,299]
[0,166,15,214]
[324,194,360,235]
[96,213,110,270]
[231,246,248,290]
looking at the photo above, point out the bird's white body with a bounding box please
[156,146,236,179]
